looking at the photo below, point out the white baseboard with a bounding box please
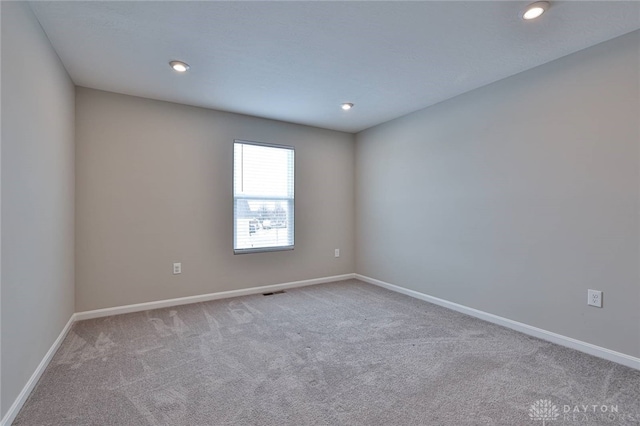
[355,274,640,371]
[6,272,635,426]
[74,273,356,321]
[1,315,76,426]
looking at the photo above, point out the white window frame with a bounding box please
[233,140,295,254]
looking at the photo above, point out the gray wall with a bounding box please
[355,31,640,358]
[1,2,75,418]
[75,88,355,312]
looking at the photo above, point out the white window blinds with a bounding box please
[233,140,295,254]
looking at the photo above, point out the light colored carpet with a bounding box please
[14,279,640,425]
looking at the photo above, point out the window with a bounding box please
[233,140,295,254]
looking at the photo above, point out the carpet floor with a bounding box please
[13,279,640,425]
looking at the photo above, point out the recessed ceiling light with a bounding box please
[341,103,354,111]
[169,60,190,72]
[523,1,550,20]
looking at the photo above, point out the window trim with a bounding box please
[233,139,295,255]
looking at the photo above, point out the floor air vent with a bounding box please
[262,290,286,296]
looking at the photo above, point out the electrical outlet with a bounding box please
[587,289,602,308]
[334,249,340,258]
[173,263,182,275]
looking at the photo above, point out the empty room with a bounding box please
[1,1,640,425]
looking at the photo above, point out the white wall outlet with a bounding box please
[587,289,602,308]
[334,249,340,258]
[173,262,182,275]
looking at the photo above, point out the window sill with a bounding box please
[234,246,294,255]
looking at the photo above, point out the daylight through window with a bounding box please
[233,141,295,253]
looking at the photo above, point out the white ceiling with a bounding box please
[30,1,640,133]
